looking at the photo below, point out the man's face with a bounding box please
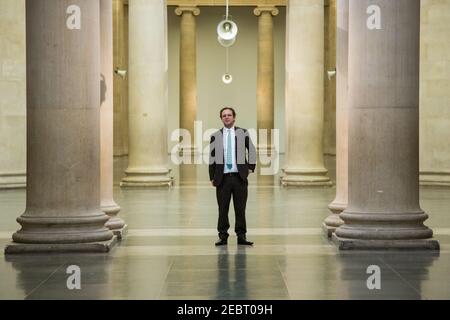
[221,109,235,127]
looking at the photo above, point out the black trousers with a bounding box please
[216,173,248,239]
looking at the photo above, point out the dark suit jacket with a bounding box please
[209,127,256,186]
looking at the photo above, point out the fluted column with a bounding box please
[101,0,126,238]
[175,6,200,155]
[0,0,26,189]
[6,0,115,254]
[254,6,278,154]
[121,0,172,187]
[281,0,332,187]
[333,0,439,250]
[323,0,347,236]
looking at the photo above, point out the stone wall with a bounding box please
[419,0,450,187]
[0,0,26,189]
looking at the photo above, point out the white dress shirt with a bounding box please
[223,127,238,173]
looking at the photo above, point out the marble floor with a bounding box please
[1,156,450,300]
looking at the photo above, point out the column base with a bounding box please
[105,216,126,230]
[281,168,332,187]
[102,203,121,216]
[328,201,346,214]
[102,203,127,235]
[0,172,26,189]
[322,215,344,237]
[420,171,450,188]
[323,223,336,238]
[120,168,173,188]
[12,211,114,244]
[111,224,128,240]
[323,200,346,237]
[332,233,440,250]
[5,236,118,254]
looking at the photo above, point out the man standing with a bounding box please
[209,107,256,246]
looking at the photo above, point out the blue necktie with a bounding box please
[226,129,232,169]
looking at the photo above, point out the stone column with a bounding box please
[121,0,172,187]
[281,0,332,187]
[419,0,450,188]
[254,6,278,154]
[0,0,26,189]
[6,0,115,254]
[333,0,439,250]
[323,0,348,236]
[100,0,126,238]
[323,0,337,156]
[175,6,200,155]
[112,0,129,157]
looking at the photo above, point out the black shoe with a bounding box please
[237,237,254,246]
[215,239,228,246]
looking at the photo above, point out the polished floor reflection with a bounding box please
[1,156,450,299]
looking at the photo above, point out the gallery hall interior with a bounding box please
[1,0,450,300]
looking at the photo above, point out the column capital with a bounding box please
[253,6,279,17]
[175,6,200,16]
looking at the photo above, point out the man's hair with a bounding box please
[219,107,236,118]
